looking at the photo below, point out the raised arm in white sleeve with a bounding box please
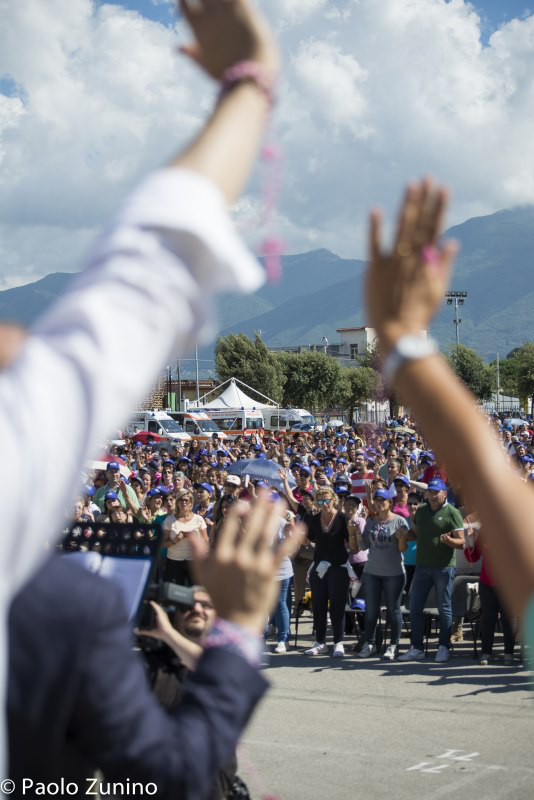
[0,168,263,597]
[0,168,264,785]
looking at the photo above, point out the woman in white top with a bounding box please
[164,489,208,586]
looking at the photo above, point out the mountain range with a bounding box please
[1,206,534,364]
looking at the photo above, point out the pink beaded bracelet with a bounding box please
[220,60,277,106]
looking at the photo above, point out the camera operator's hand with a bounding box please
[137,601,175,643]
[190,496,305,634]
[137,601,204,671]
[179,0,279,80]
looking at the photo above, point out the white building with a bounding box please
[335,327,378,361]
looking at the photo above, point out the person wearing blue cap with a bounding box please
[94,462,140,516]
[399,478,465,663]
[193,483,215,532]
[81,484,100,518]
[350,489,409,660]
[94,490,122,523]
[391,475,411,518]
[138,488,167,525]
[333,484,350,503]
[160,460,176,493]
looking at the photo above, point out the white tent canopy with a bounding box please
[194,378,278,410]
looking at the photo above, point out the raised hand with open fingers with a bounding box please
[366,179,458,355]
[179,0,279,80]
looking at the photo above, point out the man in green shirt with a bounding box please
[399,478,464,663]
[94,461,139,514]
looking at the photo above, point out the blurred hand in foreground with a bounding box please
[190,496,305,633]
[366,179,458,354]
[179,0,279,78]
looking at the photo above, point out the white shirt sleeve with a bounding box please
[0,167,264,597]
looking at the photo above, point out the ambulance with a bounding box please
[196,407,264,440]
[169,411,228,443]
[125,411,191,443]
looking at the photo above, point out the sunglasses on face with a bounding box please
[191,600,214,611]
[316,499,332,506]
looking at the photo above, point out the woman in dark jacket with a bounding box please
[304,486,355,658]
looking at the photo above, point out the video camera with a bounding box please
[138,580,195,630]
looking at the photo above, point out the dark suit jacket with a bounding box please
[8,556,267,800]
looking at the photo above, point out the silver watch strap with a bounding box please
[382,334,438,387]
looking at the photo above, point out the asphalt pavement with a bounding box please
[238,613,534,800]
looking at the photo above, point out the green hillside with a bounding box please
[1,206,533,362]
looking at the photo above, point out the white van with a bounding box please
[169,411,228,443]
[126,410,191,443]
[263,408,318,431]
[196,407,264,440]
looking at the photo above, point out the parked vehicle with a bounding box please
[196,407,264,439]
[262,408,318,432]
[168,411,227,443]
[125,410,191,443]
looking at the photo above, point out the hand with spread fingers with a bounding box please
[179,0,279,80]
[190,496,305,633]
[366,179,458,355]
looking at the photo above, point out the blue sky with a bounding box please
[100,0,532,39]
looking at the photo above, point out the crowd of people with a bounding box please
[5,0,534,796]
[71,411,534,666]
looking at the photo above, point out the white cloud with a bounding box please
[0,1,213,285]
[270,0,327,25]
[0,0,534,290]
[292,39,371,138]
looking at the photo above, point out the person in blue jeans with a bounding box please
[399,478,465,663]
[350,488,409,660]
[272,513,295,654]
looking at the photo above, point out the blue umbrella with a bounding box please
[226,459,297,492]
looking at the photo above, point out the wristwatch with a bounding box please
[382,334,438,387]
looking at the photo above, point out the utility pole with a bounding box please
[496,352,501,413]
[195,344,200,404]
[445,291,467,347]
[177,359,182,411]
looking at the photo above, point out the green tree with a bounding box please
[336,367,382,424]
[356,340,401,415]
[489,356,519,397]
[515,341,534,412]
[274,351,341,410]
[446,344,493,401]
[215,332,285,402]
[357,340,381,371]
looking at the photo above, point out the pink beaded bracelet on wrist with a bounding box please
[220,60,277,106]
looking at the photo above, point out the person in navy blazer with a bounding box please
[8,499,301,800]
[7,555,265,800]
